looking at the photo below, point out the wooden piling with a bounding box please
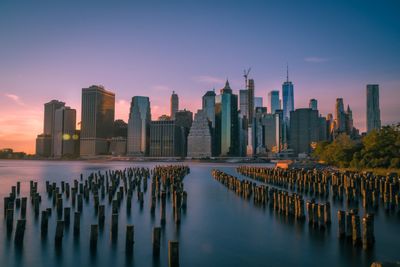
[111,213,118,239]
[73,212,80,236]
[152,227,161,257]
[41,210,49,236]
[126,225,134,249]
[168,241,180,267]
[55,220,64,245]
[90,224,98,248]
[14,219,26,245]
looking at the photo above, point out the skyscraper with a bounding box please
[215,80,239,156]
[254,97,263,109]
[175,109,193,157]
[282,67,294,124]
[268,90,280,114]
[43,100,65,156]
[187,110,212,158]
[335,98,346,132]
[53,106,78,157]
[366,84,381,132]
[80,85,115,156]
[309,99,318,111]
[239,89,249,120]
[127,96,151,156]
[290,108,319,155]
[149,120,182,157]
[202,90,216,128]
[170,91,179,120]
[247,79,255,125]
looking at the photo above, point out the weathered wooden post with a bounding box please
[41,210,49,236]
[16,181,21,195]
[352,214,361,246]
[152,227,161,257]
[168,240,180,267]
[111,213,118,240]
[77,194,83,212]
[73,212,80,236]
[90,224,98,249]
[64,207,71,225]
[14,219,26,246]
[126,225,134,250]
[55,220,64,246]
[161,191,166,225]
[362,213,375,250]
[337,210,345,239]
[98,205,105,226]
[21,197,27,218]
[6,208,13,232]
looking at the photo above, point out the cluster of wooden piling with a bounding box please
[337,209,375,250]
[212,169,332,224]
[3,165,188,267]
[237,166,400,214]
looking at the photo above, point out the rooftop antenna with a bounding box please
[286,63,289,82]
[243,67,251,89]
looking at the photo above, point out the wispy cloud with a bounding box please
[304,57,329,63]
[4,93,25,106]
[193,75,225,84]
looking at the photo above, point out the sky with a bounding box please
[0,0,399,154]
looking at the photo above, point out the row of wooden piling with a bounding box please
[237,166,400,213]
[337,209,375,250]
[211,169,332,225]
[3,165,188,267]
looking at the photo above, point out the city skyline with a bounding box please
[1,0,400,153]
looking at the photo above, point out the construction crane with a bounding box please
[243,67,251,89]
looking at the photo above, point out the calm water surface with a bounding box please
[0,160,399,267]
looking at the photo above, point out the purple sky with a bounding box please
[0,0,399,154]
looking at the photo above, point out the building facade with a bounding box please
[43,100,65,156]
[127,96,151,156]
[366,84,381,133]
[309,99,318,111]
[215,80,239,156]
[268,90,280,114]
[54,106,78,157]
[187,110,212,158]
[170,91,179,120]
[149,120,182,157]
[290,108,319,156]
[80,85,115,156]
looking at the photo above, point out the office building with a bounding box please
[127,96,151,156]
[290,108,319,155]
[54,106,78,157]
[309,99,318,111]
[43,100,65,156]
[254,97,263,109]
[366,84,381,132]
[170,91,179,119]
[247,79,255,125]
[202,90,216,128]
[282,68,294,124]
[268,90,280,114]
[187,110,212,158]
[80,85,115,156]
[149,120,182,157]
[215,80,239,156]
[175,109,193,157]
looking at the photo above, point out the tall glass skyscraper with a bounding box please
[80,85,115,156]
[268,90,280,114]
[202,90,216,128]
[215,80,239,156]
[127,96,151,156]
[366,84,381,133]
[282,75,294,123]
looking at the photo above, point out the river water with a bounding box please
[0,160,399,267]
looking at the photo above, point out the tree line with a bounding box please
[313,124,400,169]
